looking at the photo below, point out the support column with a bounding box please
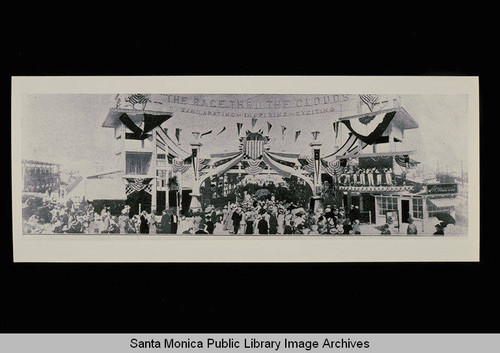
[151,129,157,213]
[189,133,203,211]
[309,131,324,211]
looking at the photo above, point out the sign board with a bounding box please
[426,183,458,195]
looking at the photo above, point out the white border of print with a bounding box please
[11,76,480,262]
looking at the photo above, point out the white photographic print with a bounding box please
[11,76,479,262]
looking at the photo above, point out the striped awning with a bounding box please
[428,198,457,208]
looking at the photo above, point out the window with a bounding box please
[126,153,151,175]
[377,196,398,215]
[412,198,423,219]
[157,169,167,188]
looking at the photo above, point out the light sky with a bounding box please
[21,94,469,176]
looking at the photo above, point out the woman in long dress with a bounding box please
[148,211,157,234]
[385,168,393,185]
[277,209,285,235]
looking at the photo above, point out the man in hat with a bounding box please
[139,210,149,234]
[170,212,178,234]
[433,223,445,235]
[231,207,243,234]
[381,223,391,235]
[159,209,171,234]
[118,208,130,234]
[406,217,418,235]
[205,213,215,234]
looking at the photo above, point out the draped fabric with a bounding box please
[172,158,190,174]
[341,111,396,145]
[125,178,153,195]
[244,160,265,175]
[266,152,296,168]
[212,154,244,177]
[322,159,343,176]
[262,153,296,178]
[156,128,190,160]
[322,133,358,159]
[395,155,419,168]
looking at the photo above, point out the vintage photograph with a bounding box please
[19,91,469,237]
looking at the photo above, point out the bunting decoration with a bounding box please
[395,155,419,168]
[322,159,344,176]
[119,113,171,140]
[172,158,190,174]
[295,130,301,142]
[200,130,212,138]
[267,122,272,133]
[341,111,396,145]
[216,126,226,136]
[175,128,182,143]
[237,122,243,136]
[266,152,296,168]
[322,133,358,159]
[244,160,265,175]
[156,134,166,152]
[125,178,153,195]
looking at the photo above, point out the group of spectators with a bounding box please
[338,166,396,186]
[23,192,447,236]
[176,193,364,235]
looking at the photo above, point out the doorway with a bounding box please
[401,199,410,223]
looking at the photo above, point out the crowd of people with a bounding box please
[23,191,448,236]
[337,166,396,186]
[176,192,364,235]
[22,196,172,235]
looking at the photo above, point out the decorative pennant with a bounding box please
[237,122,243,136]
[333,121,340,139]
[281,126,287,140]
[294,130,301,142]
[313,149,321,185]
[251,117,258,129]
[200,130,212,138]
[216,126,226,136]
[192,148,199,180]
[175,128,182,143]
[267,122,272,133]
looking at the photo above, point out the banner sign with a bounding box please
[427,183,458,194]
[115,94,363,119]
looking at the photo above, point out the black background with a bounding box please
[4,5,494,334]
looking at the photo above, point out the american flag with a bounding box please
[245,137,264,160]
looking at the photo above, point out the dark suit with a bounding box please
[159,213,171,234]
[140,215,149,234]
